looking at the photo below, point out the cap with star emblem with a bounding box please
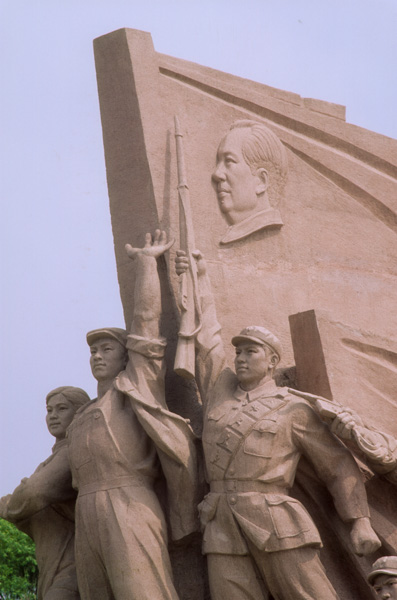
[231,326,282,360]
[368,556,397,584]
[86,327,128,348]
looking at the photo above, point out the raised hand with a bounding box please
[125,230,174,260]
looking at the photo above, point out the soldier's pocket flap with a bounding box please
[254,419,278,433]
[207,407,226,422]
[244,420,277,457]
[198,493,220,530]
[267,496,313,539]
[266,494,290,505]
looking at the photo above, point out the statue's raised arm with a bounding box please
[126,229,174,336]
[67,230,198,600]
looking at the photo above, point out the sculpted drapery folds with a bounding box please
[67,231,199,600]
[0,386,90,600]
[175,250,380,600]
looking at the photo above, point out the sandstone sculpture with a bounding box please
[175,249,380,600]
[92,28,397,599]
[1,25,390,600]
[212,120,287,245]
[66,231,199,600]
[2,22,397,600]
[0,386,90,600]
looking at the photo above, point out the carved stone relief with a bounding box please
[211,120,287,244]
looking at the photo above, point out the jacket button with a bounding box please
[229,468,235,475]
[94,413,101,419]
[229,496,237,505]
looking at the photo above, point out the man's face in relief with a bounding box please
[234,342,273,390]
[89,337,127,382]
[212,128,262,224]
[372,574,397,599]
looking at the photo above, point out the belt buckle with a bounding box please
[226,480,237,492]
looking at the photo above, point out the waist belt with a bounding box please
[210,480,286,494]
[78,475,153,496]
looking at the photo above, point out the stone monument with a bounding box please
[2,26,395,600]
[92,27,397,600]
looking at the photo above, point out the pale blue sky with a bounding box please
[1,0,396,494]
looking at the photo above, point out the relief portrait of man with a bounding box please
[212,120,288,245]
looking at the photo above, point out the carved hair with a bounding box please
[46,386,91,409]
[230,120,288,204]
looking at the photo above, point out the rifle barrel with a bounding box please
[174,116,188,188]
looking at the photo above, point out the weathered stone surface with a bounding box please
[94,28,397,385]
[93,27,397,600]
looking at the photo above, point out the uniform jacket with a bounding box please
[195,277,370,555]
[68,334,199,540]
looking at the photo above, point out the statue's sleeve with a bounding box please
[117,334,200,539]
[354,428,397,473]
[1,446,75,523]
[384,467,397,486]
[124,333,168,409]
[292,401,370,522]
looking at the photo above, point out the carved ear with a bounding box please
[255,168,269,195]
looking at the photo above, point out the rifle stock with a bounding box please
[288,388,341,419]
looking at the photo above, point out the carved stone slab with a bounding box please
[94,28,397,386]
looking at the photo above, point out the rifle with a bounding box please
[173,116,202,379]
[288,388,341,419]
[288,388,396,464]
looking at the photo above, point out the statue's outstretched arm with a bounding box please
[125,230,173,340]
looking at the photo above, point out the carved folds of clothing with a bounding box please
[219,206,283,245]
[200,374,369,556]
[67,334,199,600]
[0,439,79,600]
